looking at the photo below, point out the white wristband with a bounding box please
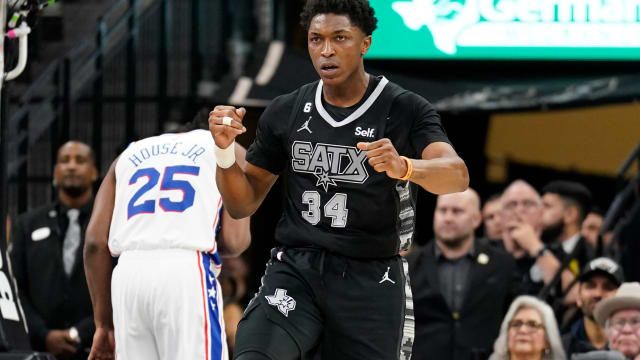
[214,142,236,169]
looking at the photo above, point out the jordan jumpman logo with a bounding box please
[379,267,396,284]
[297,117,313,134]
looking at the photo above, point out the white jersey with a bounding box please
[109,130,223,256]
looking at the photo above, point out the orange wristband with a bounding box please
[398,156,413,181]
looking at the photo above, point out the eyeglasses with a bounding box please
[509,320,544,332]
[610,317,640,331]
[503,200,540,212]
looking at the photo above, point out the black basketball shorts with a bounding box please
[234,247,414,360]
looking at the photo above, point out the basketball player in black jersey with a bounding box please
[209,1,469,359]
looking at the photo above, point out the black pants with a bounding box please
[234,247,414,360]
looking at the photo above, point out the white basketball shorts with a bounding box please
[111,249,227,360]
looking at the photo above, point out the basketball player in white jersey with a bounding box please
[83,124,251,360]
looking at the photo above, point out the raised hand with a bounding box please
[357,138,408,179]
[505,220,543,257]
[208,106,247,149]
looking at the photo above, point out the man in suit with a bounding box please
[10,141,98,359]
[408,188,517,360]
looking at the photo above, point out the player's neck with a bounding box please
[322,70,369,108]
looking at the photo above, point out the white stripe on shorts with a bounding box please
[399,258,414,360]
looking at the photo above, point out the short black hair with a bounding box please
[300,0,378,36]
[588,205,604,217]
[484,192,502,206]
[58,140,96,165]
[542,180,592,223]
[181,108,210,132]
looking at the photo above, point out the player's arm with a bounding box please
[83,159,116,359]
[357,140,469,194]
[209,106,279,219]
[217,143,252,257]
[413,141,468,194]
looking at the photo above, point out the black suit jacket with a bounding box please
[9,201,94,358]
[408,238,518,360]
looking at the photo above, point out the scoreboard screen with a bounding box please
[366,0,640,60]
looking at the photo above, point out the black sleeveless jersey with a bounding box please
[246,76,450,258]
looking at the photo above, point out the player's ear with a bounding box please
[361,35,371,56]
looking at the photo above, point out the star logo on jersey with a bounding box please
[291,141,369,192]
[315,169,338,192]
[265,288,296,317]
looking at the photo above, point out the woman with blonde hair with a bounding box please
[489,295,566,360]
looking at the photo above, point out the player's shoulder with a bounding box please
[387,83,430,107]
[261,80,319,122]
[267,81,319,111]
[384,82,436,118]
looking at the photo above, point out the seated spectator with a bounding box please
[581,208,605,251]
[489,295,566,360]
[563,258,623,357]
[483,193,504,247]
[409,188,517,360]
[501,180,573,301]
[219,255,251,356]
[572,350,626,359]
[540,181,596,321]
[592,282,640,360]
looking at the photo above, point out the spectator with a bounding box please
[541,180,595,277]
[581,208,605,251]
[9,141,98,359]
[593,282,640,360]
[483,193,504,246]
[489,295,566,360]
[541,181,596,325]
[409,188,517,360]
[501,180,570,298]
[563,258,624,358]
[219,255,252,356]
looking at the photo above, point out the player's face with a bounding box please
[54,142,97,194]
[434,192,480,246]
[307,13,371,86]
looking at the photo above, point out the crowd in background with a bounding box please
[6,141,640,360]
[405,179,640,360]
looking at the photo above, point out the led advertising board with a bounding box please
[367,0,640,60]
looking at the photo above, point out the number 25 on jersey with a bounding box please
[127,165,200,219]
